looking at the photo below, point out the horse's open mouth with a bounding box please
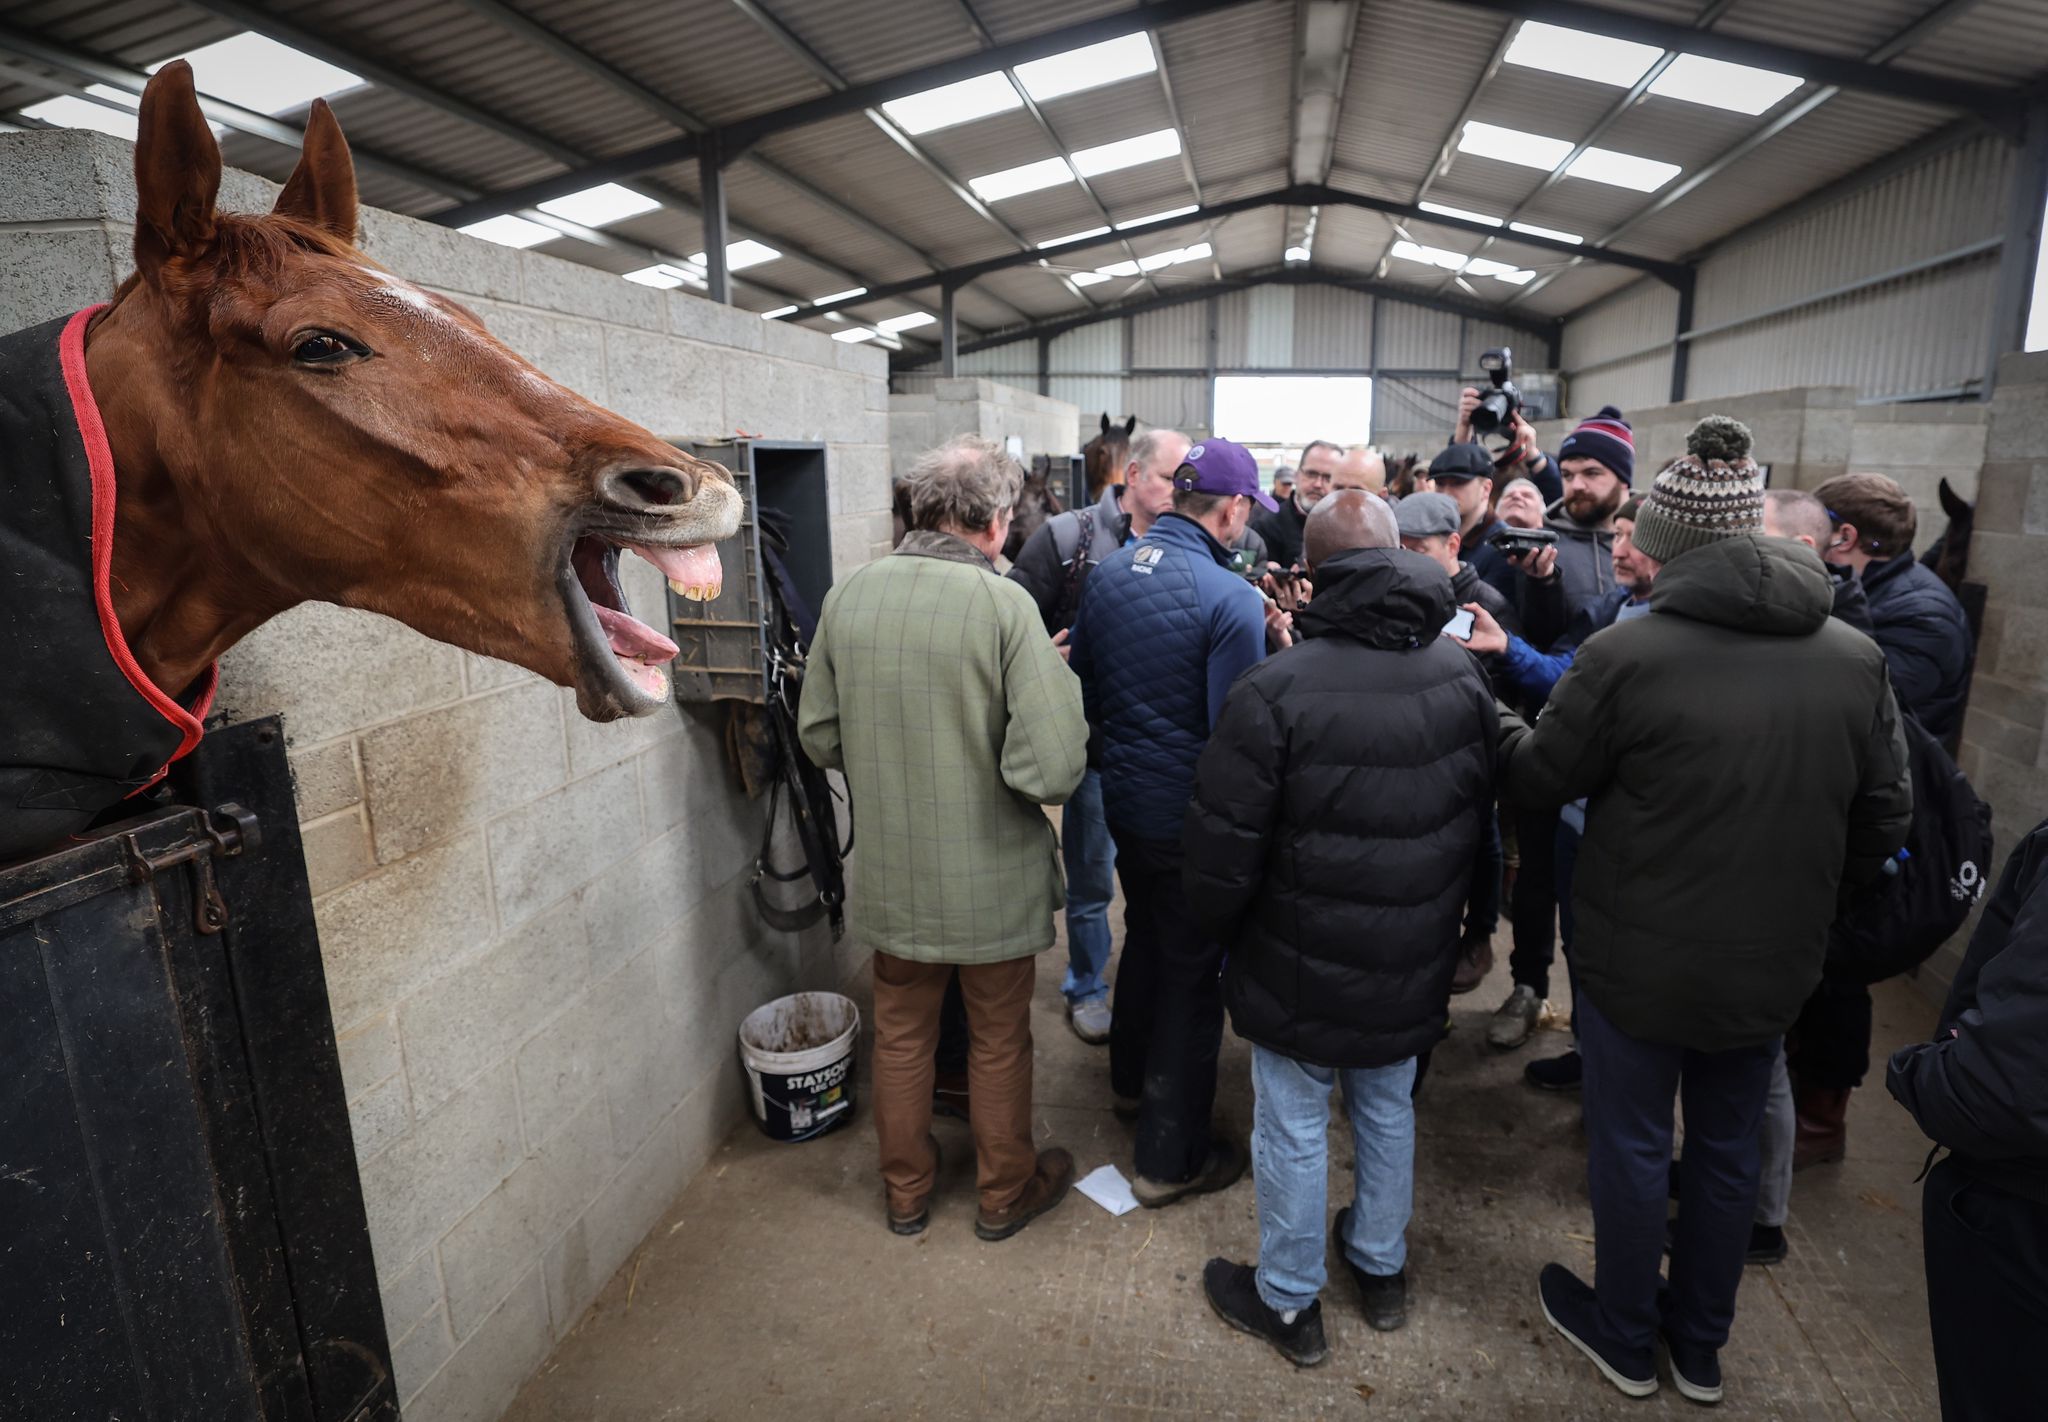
[557,533,723,717]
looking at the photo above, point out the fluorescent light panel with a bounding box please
[538,183,660,227]
[1070,271,1112,286]
[1458,121,1574,171]
[832,328,878,344]
[1649,53,1804,114]
[1565,145,1681,191]
[1420,201,1502,227]
[1038,226,1111,249]
[760,304,800,319]
[460,214,558,249]
[1115,205,1198,230]
[1014,33,1156,102]
[1511,220,1583,244]
[1071,128,1181,178]
[878,312,936,333]
[968,156,1075,200]
[1502,21,1659,88]
[686,238,782,271]
[879,71,1022,135]
[812,286,868,306]
[150,32,364,115]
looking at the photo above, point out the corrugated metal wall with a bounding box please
[1293,287,1373,368]
[1372,375,1465,455]
[1376,302,1462,370]
[1559,134,2015,410]
[1130,301,1208,369]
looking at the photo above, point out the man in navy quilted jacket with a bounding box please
[1069,437,1274,1207]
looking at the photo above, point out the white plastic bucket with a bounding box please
[737,992,861,1142]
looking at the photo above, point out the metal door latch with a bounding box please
[120,803,262,935]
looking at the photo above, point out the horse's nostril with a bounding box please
[612,467,694,508]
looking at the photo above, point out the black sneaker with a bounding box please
[1661,1219,1788,1266]
[1332,1206,1408,1331]
[1537,1263,1657,1398]
[1660,1329,1724,1404]
[1202,1258,1329,1367]
[1133,1137,1248,1209]
[1524,1049,1583,1093]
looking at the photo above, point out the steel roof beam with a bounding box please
[788,181,1686,322]
[1430,0,2022,128]
[893,265,1560,366]
[427,0,1258,227]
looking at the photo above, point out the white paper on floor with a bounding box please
[1076,1163,1139,1217]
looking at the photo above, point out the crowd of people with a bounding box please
[796,390,2045,1415]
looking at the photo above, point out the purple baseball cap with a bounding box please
[1174,438,1278,511]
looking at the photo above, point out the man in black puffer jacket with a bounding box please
[1184,491,1496,1366]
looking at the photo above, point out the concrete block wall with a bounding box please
[1950,349,2048,998]
[4,129,882,1420]
[1535,386,1987,556]
[889,376,1081,480]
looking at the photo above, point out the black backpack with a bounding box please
[1826,712,1992,984]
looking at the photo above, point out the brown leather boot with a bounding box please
[975,1148,1075,1241]
[1450,932,1494,995]
[1793,1084,1850,1170]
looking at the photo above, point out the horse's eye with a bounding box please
[293,332,359,364]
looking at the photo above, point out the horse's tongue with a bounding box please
[593,604,678,662]
[628,543,722,599]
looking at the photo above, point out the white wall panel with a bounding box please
[1461,318,1532,375]
[1049,375,1129,421]
[1127,374,1212,436]
[1214,288,1252,368]
[1245,286,1295,366]
[1562,278,1679,375]
[1050,320,1124,374]
[1372,374,1462,452]
[1131,300,1209,369]
[956,341,1034,378]
[1292,288,1372,368]
[1376,301,1462,370]
[1569,353,1675,419]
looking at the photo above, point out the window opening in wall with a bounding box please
[1211,375,1373,447]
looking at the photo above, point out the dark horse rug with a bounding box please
[1,307,216,862]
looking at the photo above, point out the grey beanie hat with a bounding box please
[1630,415,1766,566]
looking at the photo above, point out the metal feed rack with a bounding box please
[666,440,830,704]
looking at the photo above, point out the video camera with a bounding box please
[1470,347,1520,436]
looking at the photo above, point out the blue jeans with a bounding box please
[1578,991,1778,1353]
[1250,1044,1417,1314]
[1060,769,1116,1005]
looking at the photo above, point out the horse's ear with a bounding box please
[132,61,222,284]
[274,98,359,243]
[1122,415,1137,436]
[1938,477,1973,521]
[1099,412,1111,434]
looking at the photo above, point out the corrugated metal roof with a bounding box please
[1,0,2039,346]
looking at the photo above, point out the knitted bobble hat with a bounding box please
[1558,405,1636,485]
[1629,415,1766,566]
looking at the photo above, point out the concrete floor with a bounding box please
[503,915,1943,1421]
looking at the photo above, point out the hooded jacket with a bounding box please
[1,309,216,863]
[1888,814,2048,1206]
[1069,513,1266,841]
[1184,548,1497,1068]
[1498,535,1913,1052]
[1859,549,1974,743]
[1540,503,1618,623]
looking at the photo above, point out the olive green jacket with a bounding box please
[798,532,1088,964]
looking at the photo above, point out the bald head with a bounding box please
[1333,445,1387,496]
[1304,489,1398,571]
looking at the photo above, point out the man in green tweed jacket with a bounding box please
[799,435,1089,1242]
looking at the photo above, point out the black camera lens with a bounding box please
[1472,389,1513,433]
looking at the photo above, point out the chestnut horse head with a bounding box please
[84,62,740,722]
[1082,412,1135,502]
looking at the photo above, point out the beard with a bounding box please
[1565,482,1625,526]
[1295,488,1324,514]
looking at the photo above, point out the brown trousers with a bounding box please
[871,951,1036,1217]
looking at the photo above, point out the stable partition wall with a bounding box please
[0,129,892,1422]
[887,377,1081,480]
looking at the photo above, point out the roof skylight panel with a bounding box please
[538,183,661,227]
[1420,202,1503,227]
[1649,54,1804,115]
[1457,121,1575,171]
[1071,129,1182,178]
[968,156,1077,201]
[1564,146,1681,191]
[1501,21,1659,88]
[459,215,559,249]
[152,32,365,115]
[879,72,1023,135]
[1014,34,1157,103]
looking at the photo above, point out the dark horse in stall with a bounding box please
[1083,412,1137,504]
[888,458,1065,562]
[2,63,742,860]
[1925,475,1987,643]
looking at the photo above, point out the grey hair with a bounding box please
[902,435,1024,533]
[1128,428,1182,472]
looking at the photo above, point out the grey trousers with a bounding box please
[1754,1046,1795,1228]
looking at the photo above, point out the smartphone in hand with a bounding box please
[1442,607,1477,641]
